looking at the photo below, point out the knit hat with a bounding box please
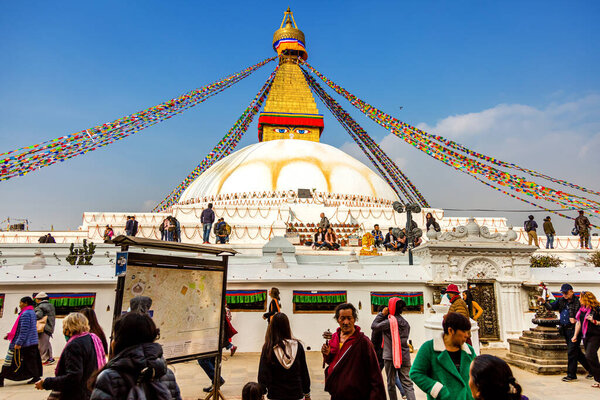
[35,292,48,299]
[446,284,460,294]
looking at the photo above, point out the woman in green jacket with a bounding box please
[410,312,476,400]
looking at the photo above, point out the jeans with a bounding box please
[203,223,212,243]
[562,326,590,378]
[546,234,554,249]
[197,357,223,384]
[584,335,600,383]
[217,236,226,244]
[384,360,416,400]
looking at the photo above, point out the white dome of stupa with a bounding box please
[178,139,398,203]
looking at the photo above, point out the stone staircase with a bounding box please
[506,326,581,374]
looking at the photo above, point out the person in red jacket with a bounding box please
[321,303,385,400]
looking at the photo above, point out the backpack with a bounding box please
[122,368,172,400]
[525,221,533,232]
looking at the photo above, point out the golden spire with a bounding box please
[258,9,323,142]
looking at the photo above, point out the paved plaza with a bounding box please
[0,349,596,400]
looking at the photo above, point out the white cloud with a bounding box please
[141,200,158,212]
[354,94,600,232]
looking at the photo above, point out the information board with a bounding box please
[121,264,225,360]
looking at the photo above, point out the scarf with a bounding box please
[56,332,106,374]
[576,307,592,338]
[450,294,461,303]
[388,297,402,368]
[326,327,360,376]
[6,306,34,343]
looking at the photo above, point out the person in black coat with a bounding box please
[90,312,181,400]
[258,313,310,400]
[263,288,281,323]
[35,312,106,400]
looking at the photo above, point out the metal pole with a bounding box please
[405,210,413,266]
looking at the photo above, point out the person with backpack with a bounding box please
[575,210,591,249]
[90,312,181,400]
[258,313,311,400]
[523,215,539,247]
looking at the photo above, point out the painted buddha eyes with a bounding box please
[272,127,310,135]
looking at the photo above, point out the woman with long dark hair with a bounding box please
[462,290,483,321]
[263,288,281,324]
[0,296,42,387]
[469,354,527,400]
[90,312,181,400]
[258,313,310,400]
[80,308,108,355]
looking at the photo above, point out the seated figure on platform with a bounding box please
[384,228,399,251]
[325,227,340,251]
[371,224,384,248]
[312,227,326,250]
[397,229,408,254]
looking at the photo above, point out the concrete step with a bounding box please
[506,352,567,366]
[506,357,568,375]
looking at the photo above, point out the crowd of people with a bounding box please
[0,293,183,399]
[246,298,528,400]
[159,215,182,242]
[524,211,594,249]
[2,282,600,399]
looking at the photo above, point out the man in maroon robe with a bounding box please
[321,303,386,400]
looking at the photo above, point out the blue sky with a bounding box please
[1,1,599,231]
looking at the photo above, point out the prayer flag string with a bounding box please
[152,66,280,212]
[0,56,277,182]
[303,69,427,206]
[299,60,599,226]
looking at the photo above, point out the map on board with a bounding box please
[121,265,224,360]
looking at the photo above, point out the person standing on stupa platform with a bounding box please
[371,298,416,400]
[543,216,555,249]
[124,215,139,236]
[523,215,539,247]
[371,225,384,248]
[318,212,330,232]
[201,203,216,244]
[540,283,591,382]
[575,210,591,249]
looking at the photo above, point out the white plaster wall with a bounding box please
[0,284,116,358]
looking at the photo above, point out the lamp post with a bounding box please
[392,201,423,266]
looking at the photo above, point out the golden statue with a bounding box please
[360,232,380,256]
[258,8,324,143]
